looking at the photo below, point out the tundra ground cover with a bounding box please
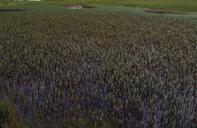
[0,3,197,128]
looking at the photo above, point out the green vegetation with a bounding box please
[1,0,197,11]
[0,100,29,128]
[62,0,197,11]
[0,1,196,128]
[0,100,10,127]
[63,117,112,128]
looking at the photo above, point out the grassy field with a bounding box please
[1,0,197,11]
[0,1,197,128]
[63,0,197,11]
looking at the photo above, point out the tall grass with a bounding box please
[0,3,197,128]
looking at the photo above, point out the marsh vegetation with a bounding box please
[0,1,197,128]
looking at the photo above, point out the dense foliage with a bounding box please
[0,5,197,128]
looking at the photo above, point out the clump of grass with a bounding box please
[0,100,29,128]
[63,117,112,128]
[0,100,10,127]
